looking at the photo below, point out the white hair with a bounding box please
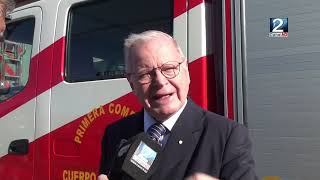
[124,30,185,73]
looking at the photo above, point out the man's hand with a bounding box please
[186,173,219,180]
[97,174,109,180]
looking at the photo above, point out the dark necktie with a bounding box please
[147,122,167,145]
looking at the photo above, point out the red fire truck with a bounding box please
[1,0,319,180]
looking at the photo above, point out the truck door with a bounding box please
[51,0,184,179]
[0,6,42,180]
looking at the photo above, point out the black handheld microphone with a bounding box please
[109,132,162,180]
[121,132,162,180]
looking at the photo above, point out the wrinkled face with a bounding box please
[127,38,190,121]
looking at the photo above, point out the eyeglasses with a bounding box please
[128,60,184,84]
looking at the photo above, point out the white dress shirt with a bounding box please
[144,100,187,146]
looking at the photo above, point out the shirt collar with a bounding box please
[144,100,188,132]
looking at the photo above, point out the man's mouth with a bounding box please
[153,93,173,100]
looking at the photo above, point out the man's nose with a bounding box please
[151,69,168,86]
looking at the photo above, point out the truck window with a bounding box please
[0,18,35,102]
[65,0,173,82]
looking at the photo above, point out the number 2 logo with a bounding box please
[272,18,284,32]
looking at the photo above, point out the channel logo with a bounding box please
[269,18,288,38]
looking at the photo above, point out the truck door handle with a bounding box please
[8,139,29,155]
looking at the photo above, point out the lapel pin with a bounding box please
[178,140,183,144]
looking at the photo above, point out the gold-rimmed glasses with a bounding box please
[127,60,184,84]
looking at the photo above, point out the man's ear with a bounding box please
[127,76,138,96]
[182,62,191,84]
[128,81,134,91]
[130,82,139,96]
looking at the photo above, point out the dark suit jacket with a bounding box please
[99,100,257,180]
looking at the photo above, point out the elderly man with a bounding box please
[98,30,257,180]
[0,0,15,38]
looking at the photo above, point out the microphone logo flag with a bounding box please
[130,141,157,173]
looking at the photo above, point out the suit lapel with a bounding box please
[152,100,205,180]
[131,110,144,134]
[121,110,144,139]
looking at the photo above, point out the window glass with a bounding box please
[0,18,35,102]
[65,0,173,82]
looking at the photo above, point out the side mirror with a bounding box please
[0,80,10,95]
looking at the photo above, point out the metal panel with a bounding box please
[51,79,132,131]
[0,6,42,179]
[0,99,36,157]
[244,0,320,179]
[188,3,213,63]
[0,5,41,157]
